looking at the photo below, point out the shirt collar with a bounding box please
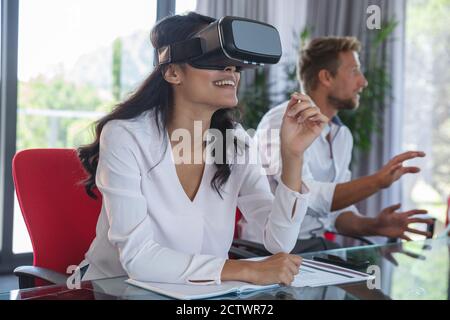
[331,115,344,126]
[307,97,343,137]
[321,116,343,139]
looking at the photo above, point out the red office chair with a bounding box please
[12,149,102,289]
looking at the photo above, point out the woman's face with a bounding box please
[175,64,241,109]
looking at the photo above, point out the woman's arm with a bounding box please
[279,93,328,193]
[238,93,328,254]
[221,253,302,286]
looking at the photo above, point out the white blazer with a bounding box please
[81,110,310,285]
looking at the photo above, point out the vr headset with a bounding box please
[157,16,282,71]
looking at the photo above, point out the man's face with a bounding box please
[327,51,368,110]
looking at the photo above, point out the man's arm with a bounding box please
[331,151,425,211]
[334,211,380,237]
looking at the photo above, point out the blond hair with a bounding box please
[299,36,361,93]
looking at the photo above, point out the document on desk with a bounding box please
[125,258,373,299]
[292,259,374,287]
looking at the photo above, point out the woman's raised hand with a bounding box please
[280,92,329,159]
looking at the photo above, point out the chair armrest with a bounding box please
[14,266,68,289]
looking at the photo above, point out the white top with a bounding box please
[240,100,359,241]
[81,110,310,284]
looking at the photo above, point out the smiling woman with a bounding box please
[76,12,328,286]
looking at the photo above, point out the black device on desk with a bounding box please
[312,254,370,269]
[427,218,436,238]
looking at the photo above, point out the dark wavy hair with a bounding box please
[78,12,240,199]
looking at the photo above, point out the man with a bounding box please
[240,36,433,253]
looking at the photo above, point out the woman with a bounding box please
[78,12,328,286]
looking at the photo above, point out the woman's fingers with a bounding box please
[286,101,312,117]
[307,113,329,124]
[301,109,328,123]
[280,273,294,286]
[287,92,316,114]
[286,259,300,276]
[288,104,321,123]
[297,107,320,121]
[291,92,313,104]
[286,93,308,110]
[276,254,301,285]
[290,255,302,268]
[286,92,329,126]
[315,113,329,124]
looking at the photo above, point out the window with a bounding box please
[402,0,449,237]
[13,0,158,253]
[175,0,197,14]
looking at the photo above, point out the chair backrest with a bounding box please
[12,149,102,275]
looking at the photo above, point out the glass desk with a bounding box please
[1,237,449,300]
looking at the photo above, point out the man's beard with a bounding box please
[327,94,358,110]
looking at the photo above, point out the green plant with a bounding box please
[338,20,398,153]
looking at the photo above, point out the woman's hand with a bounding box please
[278,92,328,192]
[249,253,302,286]
[221,253,302,286]
[280,92,328,159]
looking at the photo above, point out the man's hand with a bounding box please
[374,151,425,189]
[372,204,434,240]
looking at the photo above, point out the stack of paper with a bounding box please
[292,259,374,287]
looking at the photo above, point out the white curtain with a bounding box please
[306,0,406,223]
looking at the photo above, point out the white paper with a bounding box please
[292,259,374,287]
